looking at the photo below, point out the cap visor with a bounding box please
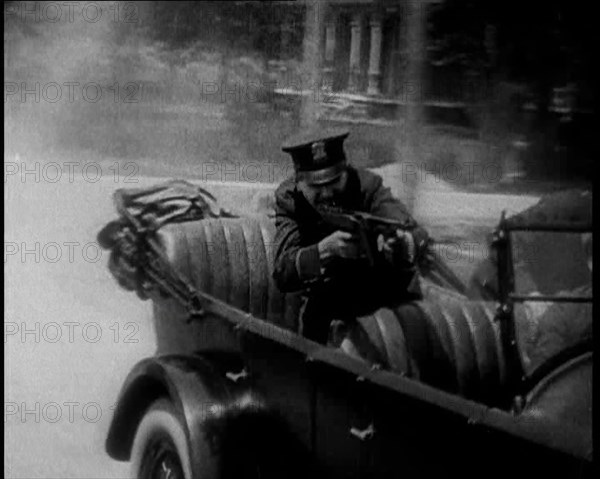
[297,163,346,186]
[306,172,344,186]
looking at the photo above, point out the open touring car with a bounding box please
[99,182,592,479]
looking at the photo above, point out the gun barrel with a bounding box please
[358,212,414,230]
[319,207,413,231]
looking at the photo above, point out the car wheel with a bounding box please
[131,399,192,479]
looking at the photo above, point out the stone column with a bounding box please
[322,16,337,91]
[325,18,337,63]
[367,13,383,95]
[348,13,362,92]
[301,0,325,126]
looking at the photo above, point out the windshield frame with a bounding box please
[493,211,592,405]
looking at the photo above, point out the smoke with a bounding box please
[5,2,122,156]
[4,1,298,183]
[4,2,220,166]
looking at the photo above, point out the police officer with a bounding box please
[273,127,430,343]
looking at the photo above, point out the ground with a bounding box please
[4,156,539,478]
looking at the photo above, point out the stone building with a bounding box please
[269,0,465,127]
[319,0,416,98]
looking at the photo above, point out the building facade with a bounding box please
[270,0,468,127]
[320,0,412,98]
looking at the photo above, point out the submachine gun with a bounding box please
[316,206,418,268]
[317,206,468,294]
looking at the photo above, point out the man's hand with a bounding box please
[318,230,360,261]
[377,229,415,266]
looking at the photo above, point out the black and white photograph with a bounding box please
[4,1,594,478]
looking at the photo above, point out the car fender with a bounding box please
[105,354,249,478]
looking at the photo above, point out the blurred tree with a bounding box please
[401,0,428,213]
[428,0,597,180]
[140,2,303,59]
[300,0,325,128]
[429,0,596,110]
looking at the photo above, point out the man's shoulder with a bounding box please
[351,166,384,195]
[275,175,295,195]
[274,176,297,212]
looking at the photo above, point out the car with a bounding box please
[101,181,592,479]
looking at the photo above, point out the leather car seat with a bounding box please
[158,217,301,332]
[412,281,507,404]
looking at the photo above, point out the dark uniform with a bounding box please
[273,128,430,342]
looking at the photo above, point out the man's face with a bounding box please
[297,169,349,209]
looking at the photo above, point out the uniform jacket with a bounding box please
[272,166,430,338]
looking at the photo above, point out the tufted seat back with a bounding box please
[414,283,506,403]
[352,287,506,404]
[157,216,302,331]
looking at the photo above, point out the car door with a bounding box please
[309,353,376,478]
[238,329,316,452]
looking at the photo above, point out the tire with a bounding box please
[130,399,193,479]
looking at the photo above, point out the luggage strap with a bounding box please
[98,179,236,321]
